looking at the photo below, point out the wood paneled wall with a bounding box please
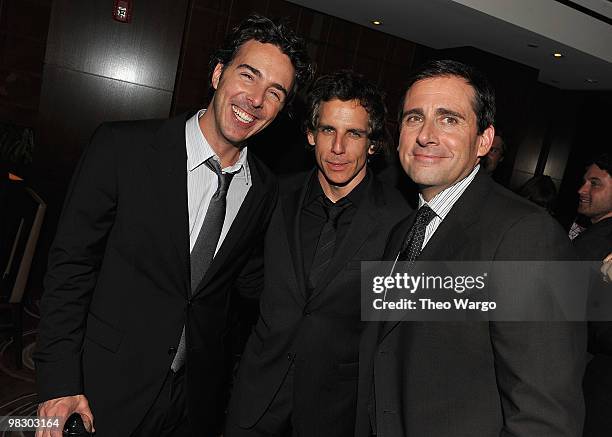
[0,0,52,127]
[27,0,190,294]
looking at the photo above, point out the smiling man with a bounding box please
[576,155,612,233]
[225,70,409,437]
[572,154,612,436]
[357,60,586,437]
[34,14,312,437]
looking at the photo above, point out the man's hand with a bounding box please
[601,253,612,283]
[36,394,94,437]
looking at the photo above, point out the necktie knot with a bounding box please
[398,205,437,262]
[322,197,351,227]
[415,205,437,227]
[205,157,235,197]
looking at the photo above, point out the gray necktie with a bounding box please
[171,158,235,372]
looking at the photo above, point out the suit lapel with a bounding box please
[282,172,313,300]
[308,177,381,301]
[145,114,190,296]
[192,151,270,297]
[380,171,491,340]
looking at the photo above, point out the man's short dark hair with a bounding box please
[305,70,389,155]
[399,59,496,134]
[591,153,611,177]
[209,14,314,103]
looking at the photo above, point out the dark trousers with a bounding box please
[226,364,297,437]
[131,368,192,437]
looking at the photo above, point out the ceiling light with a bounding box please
[527,43,538,48]
[371,20,382,25]
[553,53,564,58]
[585,78,598,84]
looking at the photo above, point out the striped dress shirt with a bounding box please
[418,164,480,249]
[185,109,251,254]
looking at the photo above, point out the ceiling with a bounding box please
[289,0,612,90]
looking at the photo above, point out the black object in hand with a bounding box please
[63,413,92,436]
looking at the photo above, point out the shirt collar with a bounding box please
[185,109,250,179]
[306,170,371,207]
[418,164,480,220]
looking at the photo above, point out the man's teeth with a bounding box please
[232,105,254,123]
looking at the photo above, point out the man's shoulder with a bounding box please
[97,114,187,141]
[471,176,573,258]
[246,149,276,187]
[369,175,412,220]
[464,173,552,226]
[490,181,548,218]
[278,171,311,195]
[573,217,612,260]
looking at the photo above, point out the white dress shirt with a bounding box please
[185,109,251,254]
[418,164,480,249]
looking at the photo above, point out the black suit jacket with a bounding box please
[34,114,277,436]
[356,171,586,437]
[574,217,612,436]
[226,171,409,437]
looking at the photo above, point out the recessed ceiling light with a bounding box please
[553,53,564,58]
[371,20,382,25]
[585,78,598,84]
[527,43,539,48]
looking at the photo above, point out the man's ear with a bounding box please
[212,63,224,90]
[367,144,376,155]
[477,125,495,158]
[307,130,316,146]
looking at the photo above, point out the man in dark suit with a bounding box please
[357,60,586,437]
[572,154,612,436]
[34,15,313,437]
[225,71,409,437]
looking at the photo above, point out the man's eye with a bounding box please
[241,73,253,80]
[405,115,421,123]
[321,127,334,134]
[348,131,363,138]
[442,116,458,124]
[268,90,281,102]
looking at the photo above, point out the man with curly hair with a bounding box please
[35,14,313,437]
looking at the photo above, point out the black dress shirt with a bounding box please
[300,172,370,286]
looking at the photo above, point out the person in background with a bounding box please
[518,174,558,214]
[571,153,612,437]
[482,133,505,174]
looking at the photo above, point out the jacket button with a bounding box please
[168,346,177,355]
[303,309,311,316]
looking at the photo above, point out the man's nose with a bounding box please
[331,134,345,154]
[247,85,266,108]
[416,119,437,146]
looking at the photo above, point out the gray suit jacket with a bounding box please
[357,170,586,437]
